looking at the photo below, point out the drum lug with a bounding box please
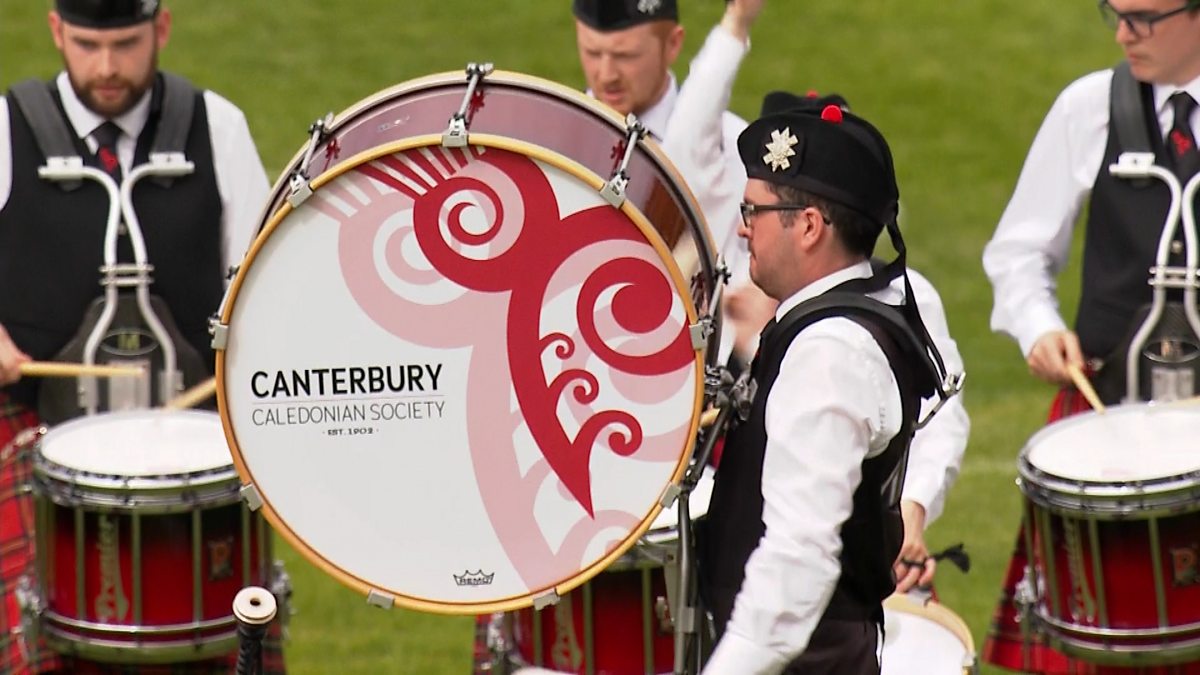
[658,483,681,510]
[287,173,313,208]
[600,114,648,207]
[209,320,229,351]
[532,589,560,611]
[240,483,264,511]
[442,62,494,148]
[366,588,395,609]
[688,320,712,351]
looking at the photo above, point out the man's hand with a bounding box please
[1027,330,1084,387]
[724,283,777,362]
[893,500,935,593]
[0,324,30,386]
[721,0,765,42]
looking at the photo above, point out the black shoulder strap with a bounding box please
[150,72,196,156]
[775,291,940,400]
[1111,61,1152,154]
[8,79,83,191]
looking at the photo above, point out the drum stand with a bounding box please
[1109,152,1200,402]
[37,154,196,412]
[669,364,754,675]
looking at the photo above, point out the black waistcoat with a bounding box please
[0,75,223,407]
[1077,79,1197,359]
[699,300,920,641]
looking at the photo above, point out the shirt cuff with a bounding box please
[1013,307,1068,358]
[701,630,789,675]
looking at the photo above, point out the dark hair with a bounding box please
[767,183,879,258]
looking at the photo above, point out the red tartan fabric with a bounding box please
[0,397,287,675]
[982,387,1200,674]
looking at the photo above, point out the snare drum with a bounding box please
[26,410,272,663]
[215,69,717,615]
[881,593,976,674]
[1018,403,1200,666]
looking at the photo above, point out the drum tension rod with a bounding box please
[287,113,335,208]
[600,114,647,208]
[443,62,495,148]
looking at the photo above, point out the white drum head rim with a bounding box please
[37,410,235,485]
[1021,403,1200,486]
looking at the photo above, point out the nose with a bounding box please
[596,55,619,85]
[1114,17,1139,45]
[737,218,752,240]
[96,47,118,78]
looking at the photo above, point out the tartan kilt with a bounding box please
[0,398,287,675]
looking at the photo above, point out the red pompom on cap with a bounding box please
[820,104,843,124]
[805,89,820,98]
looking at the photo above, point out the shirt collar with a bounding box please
[56,71,153,141]
[636,71,676,140]
[775,260,875,320]
[1152,72,1200,117]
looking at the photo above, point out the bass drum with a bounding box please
[214,68,719,615]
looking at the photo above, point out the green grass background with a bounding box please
[1,1,1122,673]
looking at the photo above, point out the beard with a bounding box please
[69,50,158,118]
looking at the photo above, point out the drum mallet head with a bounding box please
[233,586,278,626]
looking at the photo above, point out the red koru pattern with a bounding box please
[351,146,691,516]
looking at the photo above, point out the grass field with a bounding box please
[1,2,1128,673]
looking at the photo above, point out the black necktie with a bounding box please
[1167,92,1200,180]
[92,121,123,183]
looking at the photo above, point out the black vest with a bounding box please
[0,75,224,408]
[699,294,922,641]
[1077,75,1197,359]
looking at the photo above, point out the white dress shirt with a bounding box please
[982,68,1200,357]
[703,261,904,675]
[0,71,270,271]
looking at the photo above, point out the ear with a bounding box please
[663,24,684,66]
[155,8,172,50]
[794,206,828,252]
[48,11,65,51]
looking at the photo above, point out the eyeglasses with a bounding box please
[1097,0,1195,38]
[739,202,812,228]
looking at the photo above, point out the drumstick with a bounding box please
[164,377,217,410]
[18,361,144,378]
[1065,363,1107,414]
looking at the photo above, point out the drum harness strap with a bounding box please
[9,72,196,190]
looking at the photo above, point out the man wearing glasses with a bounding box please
[982,1,1200,672]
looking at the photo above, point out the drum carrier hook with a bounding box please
[1109,152,1200,402]
[38,153,195,412]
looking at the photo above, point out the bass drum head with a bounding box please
[218,133,704,614]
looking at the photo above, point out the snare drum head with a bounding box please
[219,83,707,613]
[881,594,974,674]
[39,410,230,477]
[1024,404,1200,482]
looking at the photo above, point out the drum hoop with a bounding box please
[261,70,718,299]
[217,134,704,614]
[883,594,975,657]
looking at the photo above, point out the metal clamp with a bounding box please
[287,113,334,207]
[210,319,230,351]
[599,114,647,207]
[442,62,494,148]
[240,484,264,511]
[366,589,395,609]
[531,589,560,611]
